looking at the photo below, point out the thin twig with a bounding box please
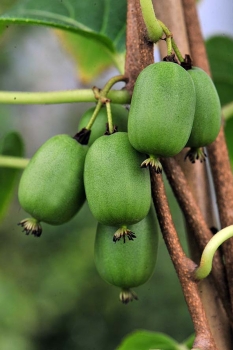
[161,157,233,326]
[150,168,217,350]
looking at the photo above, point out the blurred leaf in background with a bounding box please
[0,0,126,92]
[0,0,127,53]
[206,36,233,106]
[55,30,125,84]
[206,35,233,168]
[116,330,181,350]
[0,132,24,221]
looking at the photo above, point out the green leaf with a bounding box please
[206,36,233,167]
[0,0,127,53]
[55,30,125,84]
[224,117,233,168]
[116,330,180,350]
[182,334,195,349]
[0,132,24,221]
[206,36,233,106]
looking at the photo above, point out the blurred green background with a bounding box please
[0,4,233,349]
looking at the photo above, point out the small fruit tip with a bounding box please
[18,218,42,237]
[119,289,138,304]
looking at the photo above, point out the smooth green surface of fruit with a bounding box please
[186,67,221,147]
[18,134,87,225]
[78,104,128,146]
[84,132,151,226]
[94,206,158,289]
[128,62,196,157]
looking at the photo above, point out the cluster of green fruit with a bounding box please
[128,60,221,170]
[18,60,221,302]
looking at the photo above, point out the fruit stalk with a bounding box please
[105,101,114,134]
[85,100,102,131]
[85,75,128,136]
[157,20,184,61]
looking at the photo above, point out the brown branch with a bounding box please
[150,168,217,350]
[124,1,229,347]
[181,0,233,314]
[124,0,154,93]
[153,0,233,346]
[161,157,233,326]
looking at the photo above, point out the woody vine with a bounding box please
[0,0,233,350]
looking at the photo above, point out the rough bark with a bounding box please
[124,0,154,92]
[153,0,233,347]
[182,0,233,321]
[125,0,233,348]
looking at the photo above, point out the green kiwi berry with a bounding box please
[94,206,158,303]
[84,132,151,241]
[128,62,196,172]
[18,134,87,236]
[185,67,221,163]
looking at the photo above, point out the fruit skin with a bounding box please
[78,104,128,146]
[94,206,158,289]
[128,62,196,157]
[186,67,221,148]
[18,134,87,225]
[84,132,151,226]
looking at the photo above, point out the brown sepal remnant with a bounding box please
[141,157,163,173]
[184,147,207,164]
[18,218,42,237]
[113,228,136,243]
[73,128,91,145]
[119,289,138,304]
[104,123,118,135]
[163,54,179,63]
[180,54,193,70]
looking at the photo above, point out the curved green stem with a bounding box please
[157,20,184,62]
[0,89,131,105]
[157,19,171,37]
[166,37,172,56]
[86,75,127,131]
[106,101,114,134]
[222,101,233,121]
[85,100,102,130]
[0,155,29,169]
[140,0,163,42]
[171,38,184,63]
[195,225,233,280]
[100,75,128,97]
